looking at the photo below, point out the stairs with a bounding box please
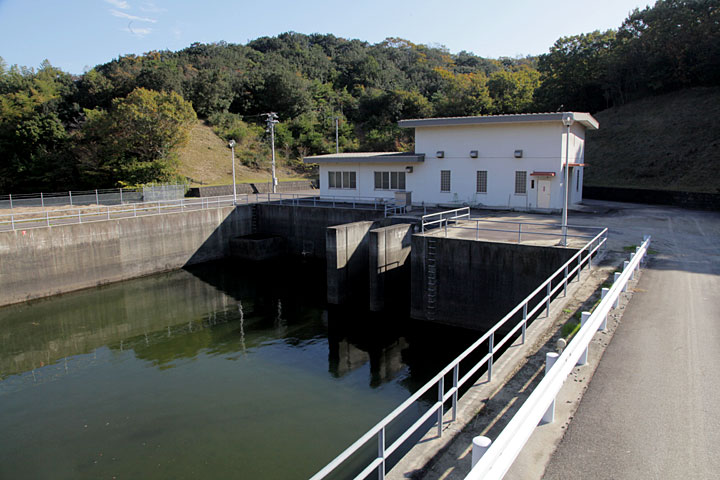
[426,237,437,320]
[251,204,258,234]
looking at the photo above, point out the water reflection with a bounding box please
[0,257,476,480]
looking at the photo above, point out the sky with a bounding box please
[0,0,652,75]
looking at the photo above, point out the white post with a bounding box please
[623,261,630,288]
[471,436,492,468]
[577,312,591,366]
[95,189,99,205]
[40,192,44,207]
[561,114,574,246]
[613,272,621,307]
[541,352,560,424]
[229,140,237,205]
[8,193,13,209]
[120,188,123,204]
[600,288,609,330]
[69,191,72,206]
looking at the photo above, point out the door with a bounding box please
[537,179,551,209]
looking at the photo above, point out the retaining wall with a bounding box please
[410,236,578,330]
[188,180,315,197]
[584,185,720,211]
[0,207,251,306]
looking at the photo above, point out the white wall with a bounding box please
[410,123,566,209]
[316,121,588,210]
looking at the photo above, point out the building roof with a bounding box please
[303,152,425,164]
[398,112,599,130]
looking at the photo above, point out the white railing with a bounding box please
[309,227,609,480]
[421,207,471,232]
[467,235,651,480]
[0,193,397,232]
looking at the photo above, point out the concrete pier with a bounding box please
[369,223,413,311]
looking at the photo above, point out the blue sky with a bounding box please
[0,0,651,74]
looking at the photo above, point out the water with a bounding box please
[0,258,477,479]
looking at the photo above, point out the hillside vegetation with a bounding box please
[585,87,720,193]
[177,120,311,186]
[0,0,717,193]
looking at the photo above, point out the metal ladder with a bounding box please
[251,204,258,234]
[426,237,437,320]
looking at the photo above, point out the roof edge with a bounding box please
[398,112,599,130]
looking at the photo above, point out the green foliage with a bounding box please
[76,88,196,186]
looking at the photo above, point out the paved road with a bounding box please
[543,207,720,479]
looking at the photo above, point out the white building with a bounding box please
[304,112,599,211]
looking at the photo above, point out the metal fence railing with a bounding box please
[308,227,609,480]
[0,188,145,209]
[467,235,651,479]
[0,193,397,232]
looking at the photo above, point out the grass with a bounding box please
[176,120,313,187]
[585,86,720,193]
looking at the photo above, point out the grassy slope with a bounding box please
[585,87,720,193]
[176,120,312,187]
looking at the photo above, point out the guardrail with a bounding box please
[0,193,396,232]
[467,235,651,480]
[421,207,470,232]
[308,227,609,480]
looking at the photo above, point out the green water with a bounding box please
[0,258,475,479]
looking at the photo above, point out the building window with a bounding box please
[328,171,356,189]
[374,171,405,190]
[514,171,527,195]
[476,170,487,193]
[440,170,451,192]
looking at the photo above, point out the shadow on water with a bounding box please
[0,256,481,480]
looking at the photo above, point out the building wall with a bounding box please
[316,121,589,210]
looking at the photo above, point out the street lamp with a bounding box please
[561,113,574,246]
[228,139,237,205]
[263,113,279,194]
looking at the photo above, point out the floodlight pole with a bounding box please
[561,113,574,246]
[228,139,237,204]
[264,113,279,194]
[335,116,339,154]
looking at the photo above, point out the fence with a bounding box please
[308,226,608,480]
[0,188,146,209]
[467,235,651,480]
[0,193,395,232]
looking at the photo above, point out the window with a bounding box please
[374,171,405,190]
[440,170,451,192]
[514,171,527,195]
[476,170,487,193]
[328,171,356,189]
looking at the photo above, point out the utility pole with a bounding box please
[262,112,279,193]
[228,139,237,204]
[335,116,339,154]
[561,113,574,246]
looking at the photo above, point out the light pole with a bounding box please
[228,139,237,204]
[263,113,279,193]
[335,116,339,154]
[561,113,574,246]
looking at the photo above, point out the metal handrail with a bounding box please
[309,227,609,480]
[421,207,470,232]
[467,235,651,480]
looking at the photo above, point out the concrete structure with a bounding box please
[230,233,287,261]
[0,207,251,306]
[369,223,413,312]
[304,112,598,211]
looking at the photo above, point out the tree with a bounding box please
[431,69,491,117]
[488,67,540,113]
[76,88,196,186]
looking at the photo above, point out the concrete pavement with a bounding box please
[542,209,720,479]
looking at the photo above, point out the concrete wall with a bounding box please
[255,204,384,259]
[0,207,252,306]
[326,221,376,304]
[369,224,413,312]
[188,180,314,197]
[410,235,578,330]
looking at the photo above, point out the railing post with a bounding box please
[541,352,560,424]
[488,333,494,382]
[613,272,621,307]
[378,427,386,480]
[546,282,552,316]
[629,255,636,279]
[522,303,528,344]
[476,220,479,240]
[68,191,72,206]
[444,219,448,237]
[40,192,44,207]
[9,193,13,209]
[577,256,582,282]
[471,436,492,468]
[622,261,630,289]
[563,265,569,297]
[600,288,609,330]
[577,312,590,366]
[46,211,50,227]
[11,214,15,230]
[452,364,459,422]
[134,204,137,217]
[120,188,123,204]
[107,207,110,220]
[437,377,444,437]
[78,209,82,224]
[95,189,99,205]
[517,222,521,243]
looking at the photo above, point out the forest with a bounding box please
[0,0,717,193]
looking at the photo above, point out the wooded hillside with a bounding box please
[0,0,717,193]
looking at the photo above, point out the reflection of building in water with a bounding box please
[326,306,410,387]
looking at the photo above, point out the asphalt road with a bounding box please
[543,206,720,479]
